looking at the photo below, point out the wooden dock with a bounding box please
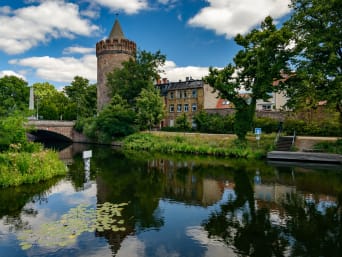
[267,151,342,164]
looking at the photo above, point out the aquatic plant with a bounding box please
[17,202,129,250]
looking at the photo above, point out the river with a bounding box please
[0,144,341,257]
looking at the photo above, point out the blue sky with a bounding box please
[0,0,292,89]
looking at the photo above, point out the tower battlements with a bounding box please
[96,38,136,57]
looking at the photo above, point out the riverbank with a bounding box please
[123,131,275,159]
[0,150,67,188]
[122,132,342,163]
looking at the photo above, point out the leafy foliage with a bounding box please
[175,113,191,131]
[107,50,166,104]
[0,150,67,187]
[205,17,291,140]
[283,0,342,128]
[0,114,29,152]
[32,82,69,120]
[135,84,165,130]
[63,76,97,120]
[0,75,29,116]
[88,95,137,142]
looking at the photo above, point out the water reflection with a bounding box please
[0,145,341,257]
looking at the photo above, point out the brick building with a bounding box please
[156,78,218,127]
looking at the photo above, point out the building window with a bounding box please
[169,92,174,99]
[184,104,189,112]
[262,105,271,111]
[192,103,197,112]
[183,91,187,98]
[177,104,182,112]
[192,89,197,98]
[169,119,174,127]
[169,104,174,112]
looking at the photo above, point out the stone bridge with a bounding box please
[27,120,89,143]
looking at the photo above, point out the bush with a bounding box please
[283,118,341,136]
[254,117,280,134]
[193,111,234,134]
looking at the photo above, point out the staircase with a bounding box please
[275,136,295,151]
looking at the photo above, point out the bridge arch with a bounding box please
[27,120,75,142]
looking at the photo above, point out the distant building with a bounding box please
[156,77,218,127]
[96,18,136,111]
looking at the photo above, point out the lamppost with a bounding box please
[36,96,39,120]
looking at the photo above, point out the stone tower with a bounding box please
[96,18,136,111]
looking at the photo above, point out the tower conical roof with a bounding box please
[109,18,125,40]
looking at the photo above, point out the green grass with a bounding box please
[313,139,342,154]
[123,131,276,159]
[0,150,67,188]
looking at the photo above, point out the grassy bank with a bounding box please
[123,132,276,159]
[0,150,67,188]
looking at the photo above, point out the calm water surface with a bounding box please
[0,144,341,257]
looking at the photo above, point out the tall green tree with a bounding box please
[93,94,137,141]
[205,17,291,140]
[64,76,97,119]
[0,76,29,116]
[135,84,165,130]
[107,50,166,104]
[32,82,69,120]
[283,0,342,129]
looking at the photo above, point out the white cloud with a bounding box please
[0,70,27,80]
[188,0,291,38]
[92,0,149,14]
[186,226,235,257]
[8,54,213,86]
[116,236,146,257]
[0,1,98,54]
[9,54,97,83]
[161,60,212,82]
[63,46,95,55]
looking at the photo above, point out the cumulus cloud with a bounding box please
[0,70,26,80]
[92,0,149,14]
[161,60,212,82]
[9,54,97,83]
[0,1,98,54]
[8,53,213,86]
[188,0,291,38]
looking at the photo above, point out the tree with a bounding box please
[135,84,165,130]
[283,0,342,129]
[175,113,191,131]
[32,82,69,120]
[64,76,97,119]
[205,17,291,140]
[94,94,137,141]
[0,76,29,116]
[107,50,166,104]
[0,114,29,152]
